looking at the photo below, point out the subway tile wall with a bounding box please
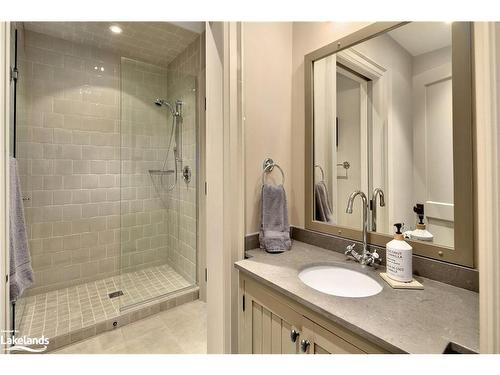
[16,29,201,295]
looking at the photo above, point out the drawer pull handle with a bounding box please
[300,339,310,353]
[290,329,300,343]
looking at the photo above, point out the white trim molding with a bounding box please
[474,22,500,353]
[337,48,386,80]
[0,21,11,354]
[205,22,244,354]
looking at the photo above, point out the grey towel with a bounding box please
[259,184,292,253]
[9,157,34,300]
[315,181,333,223]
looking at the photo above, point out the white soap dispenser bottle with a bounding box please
[410,204,434,242]
[386,223,413,282]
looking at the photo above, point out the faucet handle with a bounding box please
[345,243,356,255]
[369,249,383,267]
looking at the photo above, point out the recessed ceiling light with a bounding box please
[109,25,122,34]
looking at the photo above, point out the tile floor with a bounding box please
[15,263,191,339]
[53,300,207,354]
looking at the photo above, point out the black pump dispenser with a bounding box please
[413,204,425,225]
[394,223,403,234]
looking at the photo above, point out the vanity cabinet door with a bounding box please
[247,299,301,354]
[240,278,303,354]
[301,318,365,354]
[239,274,386,354]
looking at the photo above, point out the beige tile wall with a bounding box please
[17,30,171,295]
[164,37,201,284]
[17,29,201,296]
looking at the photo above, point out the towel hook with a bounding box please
[314,164,325,182]
[262,158,285,185]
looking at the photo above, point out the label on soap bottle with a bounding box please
[386,244,412,282]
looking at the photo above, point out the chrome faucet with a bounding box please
[370,188,385,232]
[345,190,382,267]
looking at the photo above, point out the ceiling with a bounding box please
[23,22,202,67]
[388,22,451,56]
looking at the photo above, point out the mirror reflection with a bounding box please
[313,22,454,248]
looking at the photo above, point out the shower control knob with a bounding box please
[290,329,300,343]
[182,165,192,184]
[300,339,310,353]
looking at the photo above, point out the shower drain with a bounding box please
[108,290,124,299]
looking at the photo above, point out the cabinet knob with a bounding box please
[290,329,300,343]
[300,339,310,353]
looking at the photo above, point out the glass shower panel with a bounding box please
[12,25,34,338]
[119,56,197,310]
[166,61,199,287]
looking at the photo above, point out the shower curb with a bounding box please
[40,286,200,353]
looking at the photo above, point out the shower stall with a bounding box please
[10,22,204,347]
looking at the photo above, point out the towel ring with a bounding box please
[262,158,285,185]
[314,164,325,182]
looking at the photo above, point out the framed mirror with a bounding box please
[305,22,474,266]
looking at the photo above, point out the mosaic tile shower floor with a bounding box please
[15,263,191,339]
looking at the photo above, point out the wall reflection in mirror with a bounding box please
[313,22,454,248]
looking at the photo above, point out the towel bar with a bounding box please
[262,158,285,185]
[314,164,325,182]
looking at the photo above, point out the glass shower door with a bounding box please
[119,56,198,310]
[10,24,33,339]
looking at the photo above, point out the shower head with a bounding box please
[154,98,183,117]
[154,98,176,116]
[154,98,168,107]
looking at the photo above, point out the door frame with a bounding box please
[205,21,244,354]
[474,21,500,354]
[336,64,370,217]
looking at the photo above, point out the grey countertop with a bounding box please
[234,241,479,354]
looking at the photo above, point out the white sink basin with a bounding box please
[298,265,382,298]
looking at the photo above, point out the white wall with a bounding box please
[243,22,293,234]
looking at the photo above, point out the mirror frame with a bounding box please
[304,22,474,267]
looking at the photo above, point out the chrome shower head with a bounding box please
[154,98,166,107]
[154,98,177,117]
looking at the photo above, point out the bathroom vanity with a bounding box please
[235,241,478,354]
